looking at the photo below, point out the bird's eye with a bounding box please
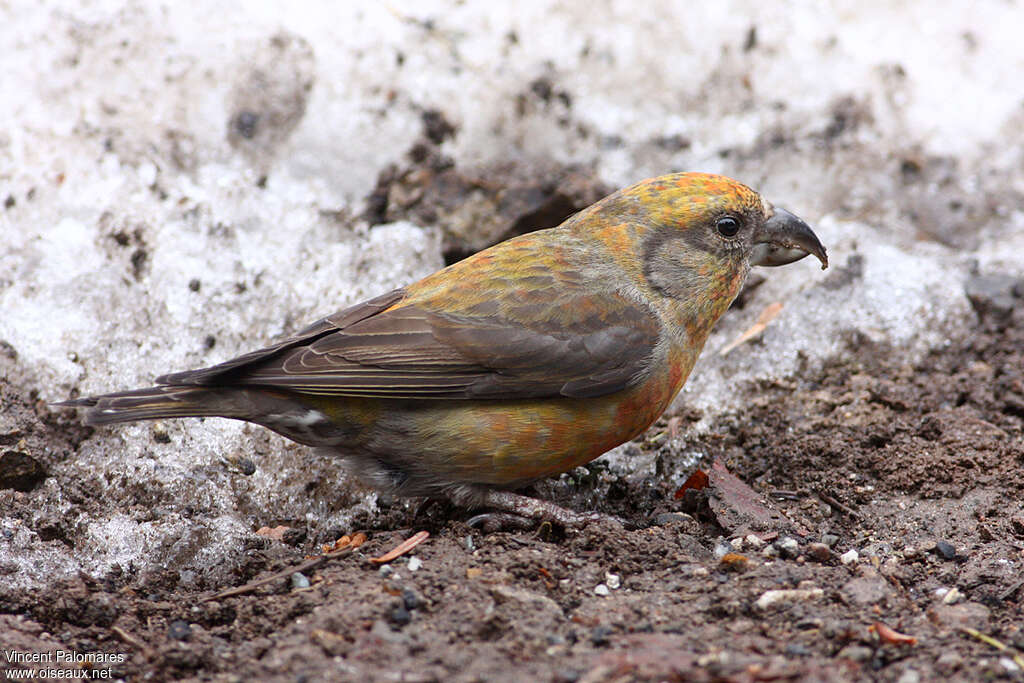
[716,215,740,237]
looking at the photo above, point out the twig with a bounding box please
[962,627,1024,670]
[369,530,430,564]
[111,625,154,659]
[201,546,354,603]
[816,490,860,519]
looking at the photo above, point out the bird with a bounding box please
[58,172,827,527]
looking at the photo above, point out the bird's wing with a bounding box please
[159,286,661,401]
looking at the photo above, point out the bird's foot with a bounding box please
[466,490,624,531]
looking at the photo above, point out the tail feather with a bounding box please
[54,386,237,426]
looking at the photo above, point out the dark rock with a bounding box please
[965,274,1019,319]
[402,588,421,611]
[390,603,411,627]
[807,543,833,563]
[590,626,613,647]
[0,450,46,491]
[167,620,192,641]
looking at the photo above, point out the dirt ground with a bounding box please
[2,270,1023,682]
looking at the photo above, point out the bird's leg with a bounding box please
[466,490,623,530]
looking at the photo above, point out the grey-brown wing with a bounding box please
[156,289,407,386]
[172,288,662,401]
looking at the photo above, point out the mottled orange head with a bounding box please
[571,172,827,341]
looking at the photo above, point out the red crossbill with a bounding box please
[59,172,827,526]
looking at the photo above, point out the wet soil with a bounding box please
[2,298,1023,682]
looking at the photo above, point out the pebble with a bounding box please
[744,534,765,549]
[378,565,394,577]
[754,588,824,611]
[590,626,613,647]
[389,604,411,626]
[594,584,610,596]
[821,533,840,548]
[836,645,872,662]
[807,543,832,563]
[776,537,800,558]
[936,651,964,673]
[965,273,1020,319]
[896,669,921,683]
[167,620,191,641]
[291,572,310,589]
[604,572,621,590]
[942,586,962,605]
[999,657,1021,675]
[652,512,696,526]
[935,541,957,560]
[402,588,421,610]
[713,540,733,559]
[407,556,422,571]
[840,549,859,565]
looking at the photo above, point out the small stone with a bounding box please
[692,567,709,578]
[754,588,824,611]
[291,572,310,589]
[821,533,840,548]
[407,556,422,571]
[999,657,1021,675]
[965,274,1018,319]
[807,543,832,563]
[744,534,765,549]
[837,645,872,662]
[167,620,191,641]
[379,565,394,577]
[604,572,621,590]
[935,541,957,560]
[840,549,859,565]
[594,584,610,596]
[402,588,421,611]
[936,651,964,674]
[776,537,800,558]
[652,512,696,526]
[896,669,921,683]
[713,540,733,559]
[590,626,613,646]
[389,603,411,626]
[942,586,962,605]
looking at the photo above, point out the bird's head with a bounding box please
[583,172,827,306]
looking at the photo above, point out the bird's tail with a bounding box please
[54,386,244,426]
